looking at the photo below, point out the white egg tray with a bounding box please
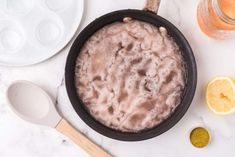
[0,0,84,66]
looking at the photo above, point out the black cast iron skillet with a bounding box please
[65,0,197,141]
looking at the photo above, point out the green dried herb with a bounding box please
[190,127,210,148]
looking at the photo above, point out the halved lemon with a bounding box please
[206,77,235,115]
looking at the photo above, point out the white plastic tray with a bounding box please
[0,0,84,66]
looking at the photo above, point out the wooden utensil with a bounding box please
[7,80,112,157]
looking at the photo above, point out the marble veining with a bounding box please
[1,0,235,157]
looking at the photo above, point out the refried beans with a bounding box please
[75,20,186,132]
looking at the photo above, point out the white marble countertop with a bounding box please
[1,0,235,156]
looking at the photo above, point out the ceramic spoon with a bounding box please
[7,80,112,157]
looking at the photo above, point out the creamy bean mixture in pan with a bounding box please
[75,20,186,132]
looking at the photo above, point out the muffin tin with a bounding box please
[0,0,84,66]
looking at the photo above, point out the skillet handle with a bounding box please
[144,0,161,14]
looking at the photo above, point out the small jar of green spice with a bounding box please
[189,127,210,148]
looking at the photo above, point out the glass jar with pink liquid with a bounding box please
[197,0,235,39]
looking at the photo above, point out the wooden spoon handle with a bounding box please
[56,119,112,157]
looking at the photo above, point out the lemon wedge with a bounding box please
[206,77,235,115]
